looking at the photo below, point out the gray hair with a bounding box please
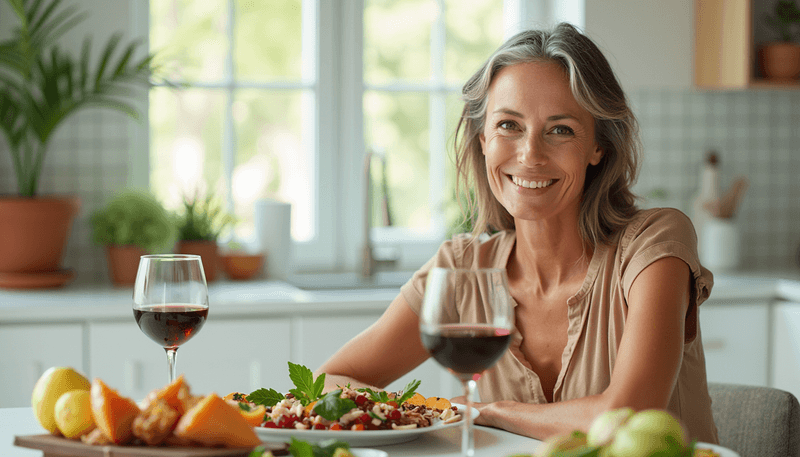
[453,22,640,246]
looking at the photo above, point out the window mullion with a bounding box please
[429,0,447,236]
[222,0,236,212]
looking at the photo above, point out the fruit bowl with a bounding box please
[220,253,264,280]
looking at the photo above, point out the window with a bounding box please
[148,0,513,272]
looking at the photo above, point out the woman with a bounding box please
[318,23,718,443]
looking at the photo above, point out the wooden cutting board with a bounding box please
[14,434,288,457]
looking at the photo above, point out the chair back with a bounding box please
[708,383,800,457]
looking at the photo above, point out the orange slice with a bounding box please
[405,393,426,406]
[141,374,192,415]
[239,404,267,427]
[89,378,141,445]
[424,396,452,410]
[174,392,261,448]
[305,400,317,417]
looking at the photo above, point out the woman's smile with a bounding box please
[509,175,557,190]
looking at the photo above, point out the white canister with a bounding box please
[700,218,740,273]
[254,199,293,280]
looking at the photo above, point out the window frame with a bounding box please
[136,0,547,273]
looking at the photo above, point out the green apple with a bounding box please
[534,430,588,457]
[587,407,634,446]
[608,427,687,457]
[623,410,687,448]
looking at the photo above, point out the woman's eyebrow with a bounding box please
[491,109,579,122]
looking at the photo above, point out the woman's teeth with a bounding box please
[511,176,554,189]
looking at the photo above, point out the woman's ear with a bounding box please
[479,133,486,155]
[589,145,604,166]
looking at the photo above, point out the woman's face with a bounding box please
[480,61,603,223]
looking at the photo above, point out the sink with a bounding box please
[287,270,415,290]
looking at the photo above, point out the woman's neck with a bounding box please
[510,215,592,295]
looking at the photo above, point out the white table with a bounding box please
[1,407,541,457]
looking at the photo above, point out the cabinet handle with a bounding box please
[250,361,261,392]
[29,361,43,387]
[705,338,727,351]
[124,360,140,394]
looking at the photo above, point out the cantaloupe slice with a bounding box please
[141,374,193,416]
[90,378,141,444]
[174,392,261,448]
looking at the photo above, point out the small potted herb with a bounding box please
[91,191,176,286]
[761,0,800,80]
[175,194,235,282]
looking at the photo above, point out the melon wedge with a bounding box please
[174,393,261,448]
[90,379,140,444]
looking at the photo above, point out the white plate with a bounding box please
[696,442,740,457]
[255,403,478,447]
[351,449,389,457]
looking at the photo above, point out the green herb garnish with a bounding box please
[312,389,357,421]
[247,387,285,407]
[357,378,421,405]
[288,437,351,457]
[288,361,326,406]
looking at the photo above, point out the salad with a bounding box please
[227,362,461,432]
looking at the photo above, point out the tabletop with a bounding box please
[1,407,541,457]
[2,407,738,457]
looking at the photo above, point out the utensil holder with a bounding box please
[700,218,740,273]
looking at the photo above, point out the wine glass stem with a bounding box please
[165,347,178,383]
[461,377,477,457]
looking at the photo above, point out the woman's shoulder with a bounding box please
[448,230,516,269]
[619,207,697,246]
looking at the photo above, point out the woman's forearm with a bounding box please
[470,394,609,440]
[319,373,382,392]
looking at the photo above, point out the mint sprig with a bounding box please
[288,361,326,406]
[312,389,357,421]
[395,379,422,405]
[357,378,421,405]
[247,387,285,407]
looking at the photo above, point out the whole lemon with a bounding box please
[31,367,91,434]
[54,390,96,439]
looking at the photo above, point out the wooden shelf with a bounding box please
[695,0,800,89]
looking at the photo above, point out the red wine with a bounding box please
[134,304,208,348]
[421,325,511,375]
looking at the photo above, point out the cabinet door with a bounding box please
[699,302,769,386]
[297,314,461,398]
[771,302,800,401]
[0,324,84,408]
[89,317,292,401]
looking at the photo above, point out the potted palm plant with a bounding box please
[175,194,235,282]
[0,0,155,285]
[761,0,800,80]
[90,191,176,286]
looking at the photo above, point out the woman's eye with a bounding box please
[497,120,518,131]
[552,125,574,135]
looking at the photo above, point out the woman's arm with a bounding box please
[466,256,692,439]
[316,293,432,391]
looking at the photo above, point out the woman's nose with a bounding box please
[519,135,547,165]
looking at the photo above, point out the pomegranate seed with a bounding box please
[355,395,368,406]
[388,409,402,420]
[264,420,278,428]
[314,423,326,430]
[357,413,371,424]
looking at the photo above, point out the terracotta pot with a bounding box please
[106,245,147,286]
[177,241,219,282]
[0,196,80,273]
[760,42,800,80]
[220,253,265,280]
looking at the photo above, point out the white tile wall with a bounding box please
[1,90,799,283]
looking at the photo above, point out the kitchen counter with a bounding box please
[1,270,799,324]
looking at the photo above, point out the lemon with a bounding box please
[31,367,91,434]
[54,390,96,439]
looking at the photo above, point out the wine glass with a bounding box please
[420,267,515,457]
[133,254,209,383]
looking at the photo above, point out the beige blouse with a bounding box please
[400,208,719,443]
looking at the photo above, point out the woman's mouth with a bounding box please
[510,175,555,189]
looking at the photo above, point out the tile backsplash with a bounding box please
[1,88,799,283]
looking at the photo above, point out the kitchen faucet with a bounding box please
[361,149,397,277]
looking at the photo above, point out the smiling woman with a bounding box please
[316,22,720,445]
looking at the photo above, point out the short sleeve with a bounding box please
[619,208,714,343]
[399,238,460,316]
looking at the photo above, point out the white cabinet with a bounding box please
[771,302,800,401]
[699,301,770,386]
[0,324,84,408]
[89,317,292,401]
